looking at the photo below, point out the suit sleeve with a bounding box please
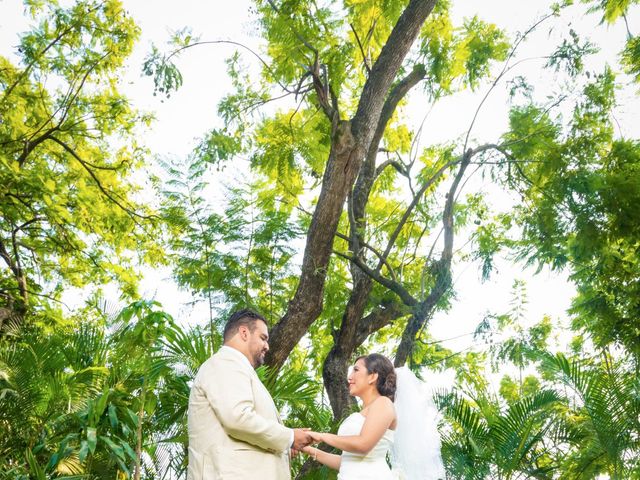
[203,358,292,452]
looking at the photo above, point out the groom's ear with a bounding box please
[238,325,249,341]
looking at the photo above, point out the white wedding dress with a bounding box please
[334,368,446,480]
[337,412,396,480]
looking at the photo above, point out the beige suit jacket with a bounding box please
[187,346,292,480]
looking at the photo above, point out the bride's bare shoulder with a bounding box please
[371,395,395,412]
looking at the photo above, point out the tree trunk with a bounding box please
[321,64,427,417]
[266,121,362,369]
[324,298,406,419]
[265,0,438,371]
[394,273,449,367]
[0,238,28,331]
[322,271,371,419]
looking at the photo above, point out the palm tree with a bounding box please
[541,352,640,479]
[146,319,215,478]
[0,320,138,477]
[435,386,563,479]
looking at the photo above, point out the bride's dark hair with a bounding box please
[357,353,396,401]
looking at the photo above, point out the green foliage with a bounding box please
[0,0,162,322]
[0,318,138,477]
[582,0,640,23]
[541,352,640,478]
[438,323,640,480]
[546,29,598,76]
[160,156,303,325]
[419,4,510,95]
[502,68,640,355]
[621,35,640,82]
[436,386,562,479]
[471,213,514,280]
[3,0,640,479]
[142,45,184,97]
[0,300,331,479]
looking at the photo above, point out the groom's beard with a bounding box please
[253,349,267,367]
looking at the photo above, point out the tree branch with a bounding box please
[355,301,407,345]
[164,39,299,95]
[378,157,460,269]
[350,23,371,74]
[334,231,398,282]
[16,52,111,167]
[394,148,473,366]
[0,237,28,304]
[375,158,408,178]
[352,0,437,149]
[48,136,156,223]
[333,249,417,307]
[463,12,556,153]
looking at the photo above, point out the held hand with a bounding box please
[308,431,325,443]
[292,428,313,450]
[301,445,320,462]
[300,445,315,455]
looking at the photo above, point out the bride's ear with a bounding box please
[369,372,378,385]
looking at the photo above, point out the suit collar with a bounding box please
[219,345,254,370]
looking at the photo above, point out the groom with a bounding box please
[187,309,312,479]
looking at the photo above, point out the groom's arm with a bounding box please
[204,360,292,453]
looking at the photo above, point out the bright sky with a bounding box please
[1,1,639,381]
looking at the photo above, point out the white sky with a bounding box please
[1,0,639,376]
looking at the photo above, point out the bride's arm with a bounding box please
[313,397,395,455]
[301,445,341,470]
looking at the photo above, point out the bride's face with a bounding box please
[347,358,377,398]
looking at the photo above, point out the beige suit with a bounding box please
[187,346,292,479]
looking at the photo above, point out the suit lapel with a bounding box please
[220,348,282,422]
[252,368,282,422]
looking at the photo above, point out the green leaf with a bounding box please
[100,435,126,461]
[108,404,119,429]
[87,427,97,454]
[78,440,89,463]
[25,449,46,480]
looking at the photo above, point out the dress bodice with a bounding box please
[337,412,396,479]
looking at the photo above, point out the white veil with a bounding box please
[391,367,446,480]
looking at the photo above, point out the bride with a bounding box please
[301,353,445,480]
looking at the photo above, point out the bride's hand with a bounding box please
[301,445,321,463]
[308,431,325,443]
[300,445,315,455]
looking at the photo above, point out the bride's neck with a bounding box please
[359,389,380,408]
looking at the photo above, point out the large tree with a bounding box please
[152,0,638,424]
[0,0,161,329]
[155,0,514,417]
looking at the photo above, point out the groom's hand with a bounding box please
[292,428,312,450]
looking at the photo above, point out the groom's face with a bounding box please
[246,320,269,368]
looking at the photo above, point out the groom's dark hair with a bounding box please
[223,309,268,341]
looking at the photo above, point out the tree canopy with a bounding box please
[0,0,162,329]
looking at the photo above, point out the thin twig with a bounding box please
[350,23,371,74]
